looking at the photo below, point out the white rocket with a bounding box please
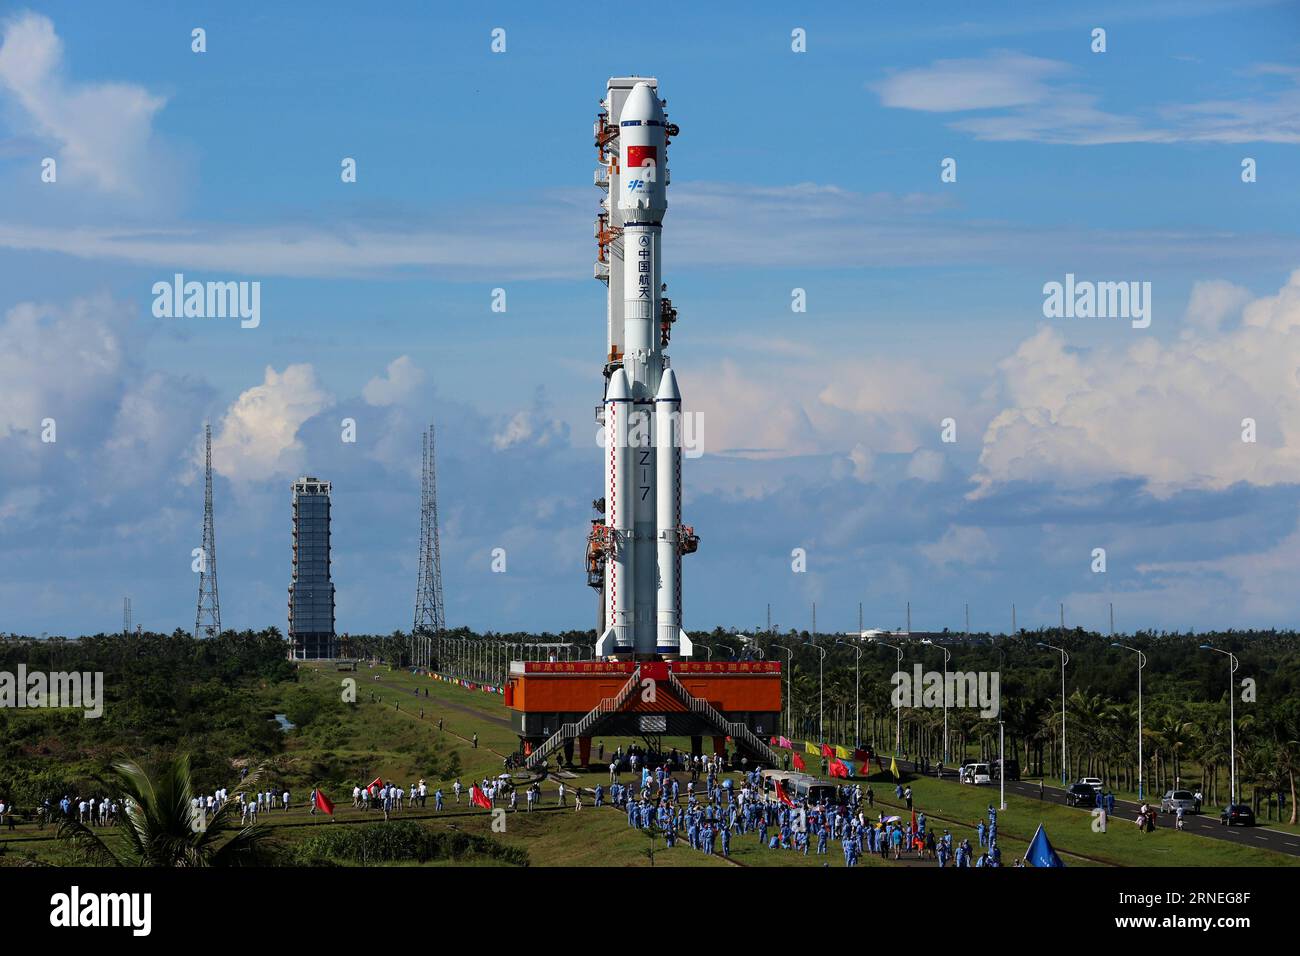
[591,78,696,660]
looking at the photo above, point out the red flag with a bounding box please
[314,789,335,816]
[829,758,849,779]
[853,748,871,763]
[367,776,383,794]
[769,736,777,745]
[627,144,657,169]
[774,779,797,808]
[821,743,834,758]
[792,753,806,772]
[470,785,492,810]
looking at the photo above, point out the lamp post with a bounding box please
[701,645,712,661]
[1111,642,1147,800]
[836,638,864,747]
[1038,642,1069,785]
[804,639,826,743]
[922,638,952,763]
[773,644,795,738]
[998,719,1006,810]
[717,643,736,660]
[872,640,904,756]
[1200,644,1240,805]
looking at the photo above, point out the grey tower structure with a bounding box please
[195,422,221,638]
[412,425,445,668]
[288,475,335,660]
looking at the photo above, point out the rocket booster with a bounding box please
[593,78,695,660]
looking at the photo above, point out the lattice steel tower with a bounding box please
[195,422,221,638]
[412,424,445,667]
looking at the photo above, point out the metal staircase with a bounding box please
[524,667,641,770]
[666,671,782,766]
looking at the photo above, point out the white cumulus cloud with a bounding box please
[0,12,166,195]
[363,355,424,407]
[973,270,1300,496]
[212,365,330,482]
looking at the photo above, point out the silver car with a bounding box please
[1160,789,1200,814]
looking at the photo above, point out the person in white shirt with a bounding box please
[282,790,290,812]
[453,779,463,803]
[352,785,362,808]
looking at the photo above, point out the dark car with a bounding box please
[1065,783,1096,808]
[993,758,1021,781]
[1220,803,1255,826]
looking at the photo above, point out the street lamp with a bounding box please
[701,645,712,661]
[773,644,795,738]
[921,638,952,763]
[998,719,1006,810]
[835,638,864,747]
[1111,641,1147,800]
[871,640,904,756]
[1201,644,1240,805]
[803,640,827,743]
[1038,642,1069,785]
[717,643,736,660]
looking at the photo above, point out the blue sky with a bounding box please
[2,1,1300,637]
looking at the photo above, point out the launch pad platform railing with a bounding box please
[665,670,782,767]
[524,666,642,770]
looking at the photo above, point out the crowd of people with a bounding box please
[585,753,1013,867]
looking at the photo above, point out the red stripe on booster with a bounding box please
[627,145,657,169]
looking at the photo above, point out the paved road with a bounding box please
[931,767,1300,858]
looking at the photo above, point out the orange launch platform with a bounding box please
[506,660,783,769]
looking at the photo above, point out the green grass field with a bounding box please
[3,661,1295,868]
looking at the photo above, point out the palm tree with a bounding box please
[57,754,267,866]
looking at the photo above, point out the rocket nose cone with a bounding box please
[654,368,681,402]
[606,366,631,402]
[619,81,665,125]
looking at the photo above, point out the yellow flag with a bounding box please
[805,741,820,756]
[890,756,899,779]
[835,745,851,759]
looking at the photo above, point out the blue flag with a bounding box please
[1025,823,1065,867]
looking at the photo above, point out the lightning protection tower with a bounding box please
[195,422,221,639]
[413,424,445,668]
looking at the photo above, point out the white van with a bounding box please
[961,763,991,785]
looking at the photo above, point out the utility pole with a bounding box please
[123,597,131,637]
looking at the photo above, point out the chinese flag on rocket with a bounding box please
[470,786,493,810]
[627,145,657,169]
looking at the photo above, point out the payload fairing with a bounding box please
[589,78,697,660]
